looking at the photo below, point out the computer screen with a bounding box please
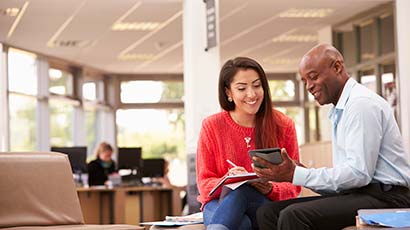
[51,146,87,173]
[117,147,142,170]
[142,158,165,178]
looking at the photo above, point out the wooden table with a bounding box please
[77,186,173,225]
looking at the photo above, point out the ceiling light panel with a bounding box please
[272,34,318,43]
[279,8,334,18]
[111,22,160,31]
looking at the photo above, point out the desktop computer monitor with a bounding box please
[51,146,87,173]
[117,147,142,170]
[142,158,165,178]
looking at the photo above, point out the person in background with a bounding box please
[254,44,410,230]
[197,57,301,230]
[87,142,117,186]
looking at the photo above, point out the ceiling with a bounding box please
[0,0,392,74]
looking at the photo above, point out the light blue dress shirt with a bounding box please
[293,78,410,194]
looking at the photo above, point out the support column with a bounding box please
[0,44,9,151]
[395,0,410,153]
[36,57,50,151]
[183,0,220,213]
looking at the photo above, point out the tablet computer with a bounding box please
[249,147,282,168]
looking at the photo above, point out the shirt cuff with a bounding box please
[292,166,309,186]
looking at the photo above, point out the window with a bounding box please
[116,108,185,159]
[9,95,37,151]
[83,82,97,101]
[49,68,74,96]
[85,106,97,156]
[50,99,74,146]
[8,48,38,151]
[380,14,394,55]
[120,80,184,103]
[276,107,304,144]
[360,21,375,61]
[268,80,296,102]
[381,63,397,116]
[359,69,376,92]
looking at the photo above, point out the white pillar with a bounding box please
[396,0,410,153]
[317,26,333,141]
[183,0,221,213]
[0,44,9,151]
[183,0,220,154]
[36,57,50,151]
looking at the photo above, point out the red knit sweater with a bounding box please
[196,110,301,208]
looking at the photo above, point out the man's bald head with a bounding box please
[299,44,344,72]
[298,43,349,105]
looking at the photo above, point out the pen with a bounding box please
[226,159,237,168]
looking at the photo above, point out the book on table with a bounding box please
[358,208,410,228]
[140,212,203,227]
[208,172,260,196]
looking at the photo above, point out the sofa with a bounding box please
[0,151,143,230]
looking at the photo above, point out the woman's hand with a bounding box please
[250,181,273,195]
[228,166,248,176]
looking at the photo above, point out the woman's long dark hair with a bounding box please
[218,57,282,148]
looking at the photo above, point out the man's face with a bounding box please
[299,57,341,105]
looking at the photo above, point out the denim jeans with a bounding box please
[204,185,269,230]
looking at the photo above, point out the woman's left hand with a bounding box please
[250,181,273,195]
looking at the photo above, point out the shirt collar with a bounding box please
[328,78,357,119]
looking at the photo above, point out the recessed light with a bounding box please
[279,8,334,18]
[1,8,20,17]
[272,34,318,43]
[111,22,161,31]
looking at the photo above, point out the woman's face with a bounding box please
[226,69,264,117]
[99,150,113,162]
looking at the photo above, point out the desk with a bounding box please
[77,186,172,225]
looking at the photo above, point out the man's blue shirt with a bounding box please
[293,78,410,193]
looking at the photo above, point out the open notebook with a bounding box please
[208,172,260,196]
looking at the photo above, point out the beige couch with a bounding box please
[0,152,143,230]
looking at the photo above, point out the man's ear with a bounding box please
[333,60,343,74]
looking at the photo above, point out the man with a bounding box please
[253,44,410,230]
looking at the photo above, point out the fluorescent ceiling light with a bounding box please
[7,1,29,39]
[264,58,299,65]
[272,34,318,43]
[280,8,334,18]
[118,53,155,61]
[112,22,160,31]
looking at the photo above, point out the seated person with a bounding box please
[87,142,117,186]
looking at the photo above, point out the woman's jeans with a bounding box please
[203,185,269,230]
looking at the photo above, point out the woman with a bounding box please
[196,57,301,229]
[87,142,116,186]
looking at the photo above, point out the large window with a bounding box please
[8,48,38,151]
[49,99,74,147]
[116,109,185,159]
[9,95,37,151]
[117,75,185,184]
[120,80,184,103]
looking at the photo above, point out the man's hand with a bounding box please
[250,181,272,195]
[252,148,297,182]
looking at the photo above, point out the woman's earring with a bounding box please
[228,97,233,102]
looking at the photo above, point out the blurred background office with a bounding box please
[1,0,410,220]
